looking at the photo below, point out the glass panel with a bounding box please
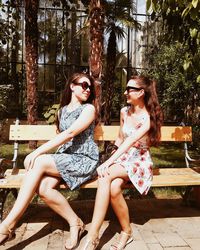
[44,64,55,91]
[38,9,46,64]
[38,64,45,91]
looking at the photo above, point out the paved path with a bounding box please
[1,198,200,250]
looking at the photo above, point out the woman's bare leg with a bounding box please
[37,176,83,248]
[87,164,128,240]
[0,155,60,230]
[110,178,131,234]
[37,176,79,224]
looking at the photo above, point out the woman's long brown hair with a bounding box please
[130,75,163,146]
[56,72,100,130]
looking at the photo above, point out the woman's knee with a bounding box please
[97,175,112,186]
[31,155,54,175]
[37,178,53,199]
[110,178,123,198]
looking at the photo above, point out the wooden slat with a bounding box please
[9,125,192,142]
[9,125,58,141]
[1,168,200,189]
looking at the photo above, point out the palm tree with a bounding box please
[88,0,105,120]
[89,0,104,80]
[25,0,39,149]
[103,0,140,124]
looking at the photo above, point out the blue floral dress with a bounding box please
[115,107,153,195]
[50,104,99,190]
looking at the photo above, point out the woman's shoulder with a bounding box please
[120,106,129,114]
[82,103,95,113]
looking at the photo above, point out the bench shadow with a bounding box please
[3,198,200,249]
[5,223,53,250]
[99,198,200,246]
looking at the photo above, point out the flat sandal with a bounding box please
[82,237,100,250]
[65,219,85,250]
[110,231,134,250]
[0,224,15,246]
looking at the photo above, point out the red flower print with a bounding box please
[148,165,153,174]
[136,123,142,129]
[141,156,145,161]
[135,162,140,167]
[132,167,137,174]
[140,149,147,155]
[121,155,127,161]
[138,179,144,187]
[139,168,145,177]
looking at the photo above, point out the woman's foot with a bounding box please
[65,218,85,250]
[0,223,15,245]
[82,236,100,250]
[110,231,133,250]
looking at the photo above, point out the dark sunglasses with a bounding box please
[125,86,143,93]
[73,81,92,91]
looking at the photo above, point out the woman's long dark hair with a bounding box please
[56,72,99,130]
[130,75,163,146]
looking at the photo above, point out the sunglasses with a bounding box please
[125,86,143,93]
[73,81,92,91]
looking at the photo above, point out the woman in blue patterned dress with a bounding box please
[83,75,163,250]
[0,72,99,249]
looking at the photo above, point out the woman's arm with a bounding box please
[25,104,95,169]
[114,108,125,148]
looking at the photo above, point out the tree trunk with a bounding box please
[89,0,104,120]
[103,30,116,125]
[25,0,39,149]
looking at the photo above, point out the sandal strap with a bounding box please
[69,218,84,227]
[110,231,133,250]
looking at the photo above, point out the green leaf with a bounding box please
[43,113,50,119]
[146,0,152,12]
[48,116,55,124]
[190,28,198,38]
[197,75,200,83]
[52,104,60,109]
[182,3,193,17]
[183,60,191,71]
[192,0,198,8]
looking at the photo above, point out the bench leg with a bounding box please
[192,187,200,208]
[0,188,18,222]
[182,186,193,206]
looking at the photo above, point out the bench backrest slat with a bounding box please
[9,125,192,142]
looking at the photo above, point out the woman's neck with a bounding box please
[129,102,146,115]
[67,96,81,110]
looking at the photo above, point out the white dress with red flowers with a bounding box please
[115,109,153,195]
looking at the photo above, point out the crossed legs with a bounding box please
[0,154,80,247]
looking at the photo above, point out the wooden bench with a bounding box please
[0,120,200,221]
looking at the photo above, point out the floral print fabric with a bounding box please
[115,146,153,195]
[115,107,153,195]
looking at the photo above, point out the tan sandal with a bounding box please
[110,231,133,250]
[65,218,85,250]
[0,224,15,245]
[82,237,100,250]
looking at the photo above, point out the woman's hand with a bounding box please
[24,151,40,171]
[97,161,112,178]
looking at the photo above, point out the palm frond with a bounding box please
[76,18,90,37]
[105,24,125,39]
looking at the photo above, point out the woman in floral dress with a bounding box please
[83,75,163,250]
[0,72,99,250]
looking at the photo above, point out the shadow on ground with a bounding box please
[4,198,200,250]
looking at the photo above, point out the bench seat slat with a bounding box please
[9,125,192,142]
[1,168,200,189]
